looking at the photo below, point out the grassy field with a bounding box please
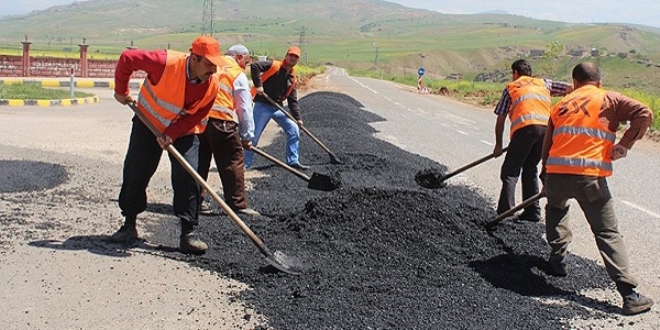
[0,82,95,99]
[351,63,660,131]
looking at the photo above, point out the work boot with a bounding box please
[234,207,261,216]
[622,292,654,315]
[518,210,542,222]
[180,221,208,255]
[547,257,569,277]
[200,199,213,215]
[288,163,310,171]
[109,217,138,243]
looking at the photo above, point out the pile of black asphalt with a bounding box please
[158,91,614,329]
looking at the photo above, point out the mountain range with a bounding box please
[1,0,660,90]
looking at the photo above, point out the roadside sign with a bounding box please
[418,67,425,76]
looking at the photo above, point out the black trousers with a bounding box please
[198,118,248,210]
[118,116,201,225]
[496,124,545,216]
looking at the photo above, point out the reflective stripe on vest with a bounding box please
[507,77,551,136]
[209,57,242,122]
[250,60,296,101]
[136,51,218,135]
[546,85,614,177]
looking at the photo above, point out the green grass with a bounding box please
[350,68,660,131]
[0,82,94,99]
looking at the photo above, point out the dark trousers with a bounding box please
[545,174,638,287]
[118,116,201,225]
[496,124,545,216]
[198,118,248,210]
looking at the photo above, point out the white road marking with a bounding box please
[620,200,660,219]
[456,130,468,136]
[480,140,493,146]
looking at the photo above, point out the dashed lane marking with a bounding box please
[620,200,660,219]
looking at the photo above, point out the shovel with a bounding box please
[127,102,301,275]
[484,192,545,229]
[250,146,340,191]
[261,93,343,164]
[416,147,509,189]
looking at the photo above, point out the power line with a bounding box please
[201,0,215,36]
[297,26,308,65]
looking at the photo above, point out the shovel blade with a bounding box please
[265,250,302,275]
[329,153,343,165]
[415,171,446,189]
[307,172,341,191]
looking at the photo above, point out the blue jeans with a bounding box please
[244,101,301,168]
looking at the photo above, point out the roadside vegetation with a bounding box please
[0,82,95,99]
[351,62,660,131]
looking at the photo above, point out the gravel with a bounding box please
[150,91,615,329]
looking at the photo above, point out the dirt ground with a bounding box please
[1,73,658,329]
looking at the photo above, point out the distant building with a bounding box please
[529,49,545,57]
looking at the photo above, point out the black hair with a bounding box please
[511,59,532,76]
[572,62,601,83]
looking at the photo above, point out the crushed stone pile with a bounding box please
[153,91,613,329]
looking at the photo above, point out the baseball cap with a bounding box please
[286,46,301,57]
[226,44,250,56]
[189,35,228,66]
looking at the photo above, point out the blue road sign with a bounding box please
[418,67,425,76]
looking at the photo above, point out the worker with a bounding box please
[198,44,260,216]
[244,46,308,170]
[110,36,227,255]
[541,62,653,315]
[493,59,572,221]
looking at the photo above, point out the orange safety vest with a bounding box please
[546,85,615,177]
[208,56,243,122]
[506,76,551,136]
[250,60,297,101]
[136,51,218,135]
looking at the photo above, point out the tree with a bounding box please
[542,41,564,76]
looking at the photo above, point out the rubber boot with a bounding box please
[109,215,138,243]
[180,220,208,255]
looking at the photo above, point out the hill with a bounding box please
[2,0,660,92]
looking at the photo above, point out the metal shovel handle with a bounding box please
[250,146,311,182]
[439,147,508,182]
[485,191,545,229]
[126,103,295,271]
[261,93,343,164]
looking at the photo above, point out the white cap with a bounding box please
[226,44,250,56]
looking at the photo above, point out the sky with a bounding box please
[1,0,659,28]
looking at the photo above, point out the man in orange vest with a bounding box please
[541,62,653,315]
[244,46,308,170]
[493,59,572,221]
[198,44,260,217]
[111,36,228,255]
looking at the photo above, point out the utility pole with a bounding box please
[298,26,308,65]
[201,0,215,36]
[372,43,379,69]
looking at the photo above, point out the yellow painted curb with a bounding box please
[41,80,61,87]
[0,96,100,107]
[36,100,51,107]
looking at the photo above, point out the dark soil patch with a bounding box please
[0,160,68,193]
[153,91,612,329]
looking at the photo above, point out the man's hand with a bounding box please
[114,93,134,105]
[241,140,253,149]
[297,119,304,126]
[611,144,628,160]
[254,86,264,95]
[156,134,173,149]
[493,143,504,157]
